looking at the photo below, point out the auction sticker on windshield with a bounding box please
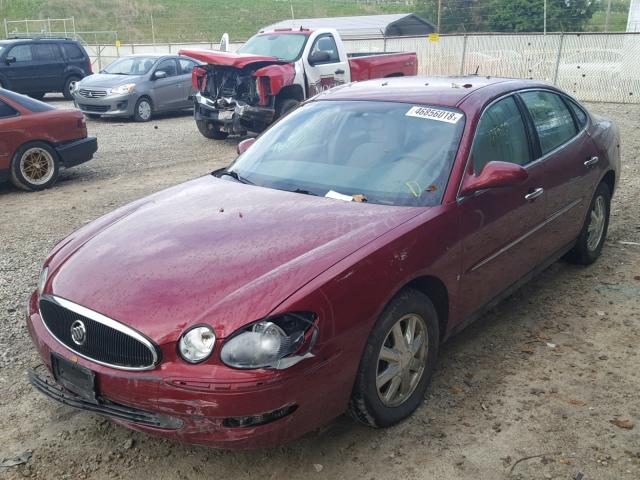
[406,106,463,124]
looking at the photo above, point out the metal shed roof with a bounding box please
[262,13,435,38]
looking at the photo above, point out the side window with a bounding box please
[471,96,531,175]
[62,43,85,60]
[0,100,18,118]
[520,91,578,155]
[309,35,339,64]
[8,45,32,62]
[178,58,196,75]
[566,98,588,129]
[156,59,177,77]
[33,44,61,61]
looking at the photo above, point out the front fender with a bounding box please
[252,63,296,98]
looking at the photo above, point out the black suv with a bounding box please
[0,37,92,99]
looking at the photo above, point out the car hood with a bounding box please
[179,48,289,69]
[46,176,423,342]
[79,74,144,88]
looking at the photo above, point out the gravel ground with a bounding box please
[0,97,638,480]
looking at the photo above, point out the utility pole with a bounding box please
[437,0,442,33]
[605,0,613,32]
[543,0,547,35]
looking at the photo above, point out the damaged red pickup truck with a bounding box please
[179,28,417,139]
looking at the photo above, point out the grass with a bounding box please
[0,0,410,43]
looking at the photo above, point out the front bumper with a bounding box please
[194,93,274,133]
[55,137,98,168]
[73,94,135,118]
[26,291,347,449]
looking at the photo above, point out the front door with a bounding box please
[305,33,349,96]
[458,94,547,318]
[151,58,182,111]
[4,44,37,93]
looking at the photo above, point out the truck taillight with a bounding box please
[192,66,207,91]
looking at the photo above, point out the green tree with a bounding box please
[415,0,483,33]
[487,0,597,33]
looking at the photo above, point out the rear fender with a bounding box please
[252,64,296,105]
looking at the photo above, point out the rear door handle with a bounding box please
[584,156,599,167]
[524,187,544,201]
[335,69,345,74]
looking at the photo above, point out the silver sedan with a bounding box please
[72,54,198,122]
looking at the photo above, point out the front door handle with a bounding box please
[335,69,345,74]
[524,187,544,201]
[584,156,599,167]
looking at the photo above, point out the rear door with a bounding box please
[150,58,182,111]
[4,44,37,92]
[32,43,65,92]
[458,94,547,318]
[304,33,349,96]
[177,57,198,107]
[518,90,600,258]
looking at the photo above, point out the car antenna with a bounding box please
[474,65,480,76]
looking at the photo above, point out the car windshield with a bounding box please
[104,56,157,75]
[224,101,465,207]
[237,33,307,62]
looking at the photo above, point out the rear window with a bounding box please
[0,89,54,112]
[0,100,18,118]
[520,91,578,155]
[566,98,588,129]
[62,43,85,60]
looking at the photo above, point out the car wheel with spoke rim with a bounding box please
[63,76,80,100]
[349,288,439,427]
[9,142,60,191]
[134,97,153,122]
[566,182,611,265]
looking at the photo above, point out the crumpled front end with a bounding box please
[192,61,295,134]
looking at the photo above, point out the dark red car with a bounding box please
[0,88,97,191]
[27,76,619,449]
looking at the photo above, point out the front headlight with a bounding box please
[37,267,48,296]
[178,325,216,363]
[110,83,136,95]
[221,312,318,370]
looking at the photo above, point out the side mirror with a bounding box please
[154,70,168,80]
[237,138,256,155]
[5,56,16,65]
[309,51,330,65]
[460,161,528,197]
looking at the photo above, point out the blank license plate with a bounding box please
[51,352,98,404]
[218,110,233,121]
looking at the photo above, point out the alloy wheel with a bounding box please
[376,313,428,407]
[587,195,606,251]
[138,101,152,121]
[19,148,55,185]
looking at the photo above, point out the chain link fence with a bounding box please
[85,32,640,104]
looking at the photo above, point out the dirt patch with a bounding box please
[0,98,638,480]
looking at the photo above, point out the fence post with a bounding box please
[459,34,468,75]
[552,33,565,85]
[97,44,102,71]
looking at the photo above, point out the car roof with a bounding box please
[316,75,554,108]
[0,37,80,44]
[124,53,176,58]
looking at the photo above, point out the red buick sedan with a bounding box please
[27,76,620,449]
[0,88,97,191]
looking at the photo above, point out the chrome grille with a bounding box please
[39,296,159,371]
[78,88,107,98]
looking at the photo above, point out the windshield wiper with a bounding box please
[291,188,317,196]
[218,170,254,185]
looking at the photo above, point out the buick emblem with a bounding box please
[70,320,87,346]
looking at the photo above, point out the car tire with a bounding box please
[63,76,80,100]
[275,98,299,119]
[29,92,46,100]
[196,119,229,139]
[134,97,153,122]
[349,288,439,428]
[9,142,60,192]
[566,182,611,265]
